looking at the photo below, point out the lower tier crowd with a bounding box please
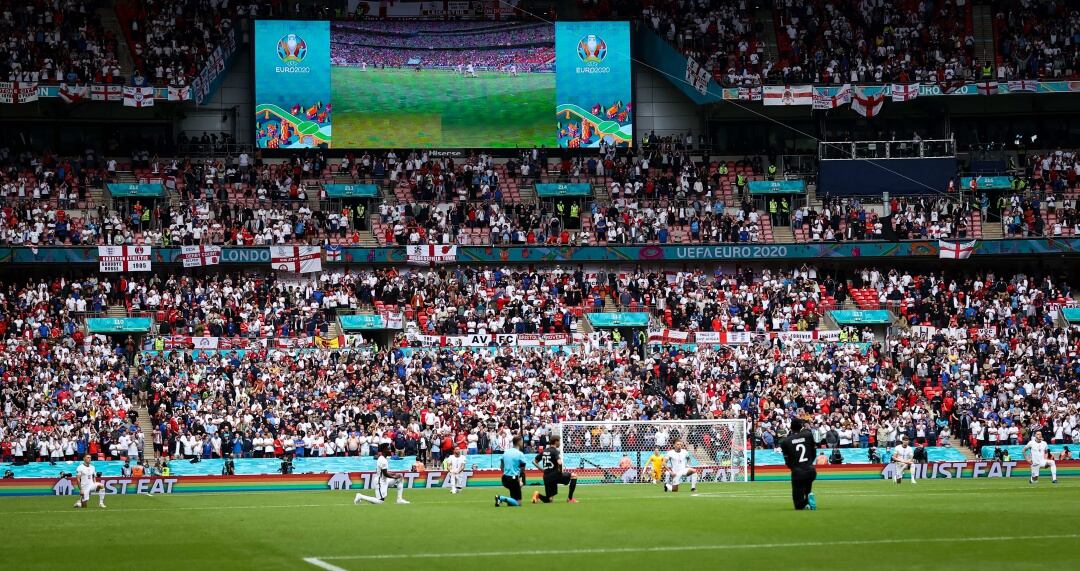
[0,265,1076,467]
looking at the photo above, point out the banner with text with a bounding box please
[98,246,152,272]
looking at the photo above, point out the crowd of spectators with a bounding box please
[590,199,764,244]
[773,0,977,85]
[0,266,1076,465]
[0,0,121,84]
[995,149,1080,237]
[608,265,834,332]
[377,200,579,247]
[992,0,1080,80]
[794,195,976,242]
[115,0,237,87]
[643,0,764,86]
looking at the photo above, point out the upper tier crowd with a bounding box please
[640,0,1079,85]
[0,265,1076,466]
[0,0,121,83]
[2,143,1080,245]
[2,1,1077,87]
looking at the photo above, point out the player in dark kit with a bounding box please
[779,418,817,510]
[531,435,579,503]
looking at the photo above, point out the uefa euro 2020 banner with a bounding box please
[253,20,632,150]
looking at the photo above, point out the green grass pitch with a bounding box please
[331,67,556,148]
[1,479,1076,570]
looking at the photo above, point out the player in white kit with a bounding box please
[1023,432,1058,484]
[354,444,410,504]
[892,435,917,484]
[466,63,477,77]
[663,439,699,493]
[509,64,518,77]
[448,448,467,494]
[74,454,106,508]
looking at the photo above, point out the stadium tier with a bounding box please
[2,3,1080,570]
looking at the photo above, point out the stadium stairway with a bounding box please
[756,7,780,65]
[981,217,1005,240]
[89,186,105,210]
[577,315,593,335]
[327,320,343,339]
[107,305,128,319]
[592,181,609,204]
[772,224,794,243]
[972,3,996,69]
[520,182,538,203]
[137,401,156,461]
[953,444,979,462]
[98,6,136,76]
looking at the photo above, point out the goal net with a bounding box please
[556,420,749,485]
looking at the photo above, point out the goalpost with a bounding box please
[557,419,749,485]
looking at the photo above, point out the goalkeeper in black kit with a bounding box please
[531,435,579,503]
[779,418,817,510]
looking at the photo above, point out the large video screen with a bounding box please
[254,20,632,149]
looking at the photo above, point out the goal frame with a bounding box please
[556,419,749,484]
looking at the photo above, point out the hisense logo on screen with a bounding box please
[576,34,610,74]
[275,33,310,73]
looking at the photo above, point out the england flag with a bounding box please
[939,240,976,259]
[1007,80,1038,93]
[976,81,999,96]
[813,84,852,109]
[851,88,886,118]
[891,83,920,102]
[271,246,322,273]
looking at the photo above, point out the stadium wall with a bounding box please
[4,462,1078,497]
[177,48,255,146]
[634,65,705,141]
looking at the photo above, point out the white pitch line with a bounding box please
[303,557,349,571]
[1,503,347,516]
[310,534,1080,562]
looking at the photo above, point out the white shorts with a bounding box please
[893,462,911,474]
[670,468,690,485]
[1031,459,1054,469]
[376,476,401,500]
[81,482,101,501]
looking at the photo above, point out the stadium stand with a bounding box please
[772,0,977,84]
[1,262,1075,468]
[114,0,237,86]
[991,0,1080,80]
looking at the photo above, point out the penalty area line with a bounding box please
[307,534,1080,562]
[303,557,349,571]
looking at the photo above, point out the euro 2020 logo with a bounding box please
[577,34,607,64]
[277,33,308,65]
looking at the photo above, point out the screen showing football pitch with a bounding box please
[254,20,632,149]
